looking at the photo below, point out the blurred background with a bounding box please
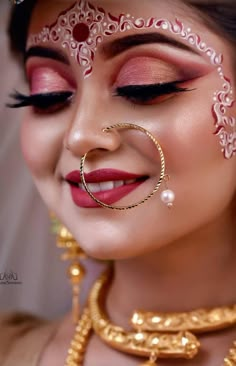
[0,1,102,320]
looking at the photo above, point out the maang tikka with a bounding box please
[79,123,175,210]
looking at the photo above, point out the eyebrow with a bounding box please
[24,46,70,65]
[102,32,200,58]
[24,32,199,65]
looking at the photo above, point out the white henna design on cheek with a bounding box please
[213,68,236,159]
[27,0,236,159]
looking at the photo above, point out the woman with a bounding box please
[5,0,236,365]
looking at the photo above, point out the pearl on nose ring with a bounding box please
[160,189,175,208]
[160,174,175,209]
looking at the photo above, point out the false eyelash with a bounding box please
[115,81,191,102]
[7,90,73,110]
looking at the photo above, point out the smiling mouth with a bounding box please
[75,177,146,192]
[65,169,149,208]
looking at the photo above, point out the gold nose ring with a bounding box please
[80,123,166,210]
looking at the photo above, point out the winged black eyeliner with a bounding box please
[7,81,192,111]
[115,81,192,102]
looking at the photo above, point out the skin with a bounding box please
[20,0,236,365]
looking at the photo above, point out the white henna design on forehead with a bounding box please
[27,0,235,159]
[27,1,223,76]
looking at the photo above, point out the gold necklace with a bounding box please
[65,271,236,366]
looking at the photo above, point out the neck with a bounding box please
[106,210,236,328]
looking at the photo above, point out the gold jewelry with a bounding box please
[66,308,236,366]
[89,271,200,360]
[66,307,92,366]
[161,174,175,208]
[131,306,236,333]
[80,123,168,210]
[51,214,86,323]
[66,270,236,366]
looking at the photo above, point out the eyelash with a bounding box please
[7,91,73,113]
[7,81,190,113]
[115,81,190,104]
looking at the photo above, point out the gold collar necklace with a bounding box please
[66,270,236,366]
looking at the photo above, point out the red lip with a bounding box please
[65,169,147,208]
[66,169,142,183]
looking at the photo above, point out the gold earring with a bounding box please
[80,123,175,210]
[51,214,86,323]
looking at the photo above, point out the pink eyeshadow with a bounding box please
[29,67,73,94]
[115,57,182,87]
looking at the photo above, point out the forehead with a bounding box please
[30,0,198,31]
[28,0,224,79]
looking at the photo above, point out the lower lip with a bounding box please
[69,181,145,208]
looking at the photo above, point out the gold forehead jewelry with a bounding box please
[66,270,236,366]
[80,123,167,210]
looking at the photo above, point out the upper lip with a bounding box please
[65,169,145,184]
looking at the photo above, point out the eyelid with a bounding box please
[112,48,213,89]
[115,56,184,87]
[26,60,76,94]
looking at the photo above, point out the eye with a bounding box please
[114,81,191,105]
[7,90,73,114]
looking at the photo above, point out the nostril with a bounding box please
[97,148,110,152]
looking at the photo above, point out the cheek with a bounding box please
[162,79,222,173]
[167,102,216,171]
[146,74,236,216]
[20,113,64,177]
[157,86,235,221]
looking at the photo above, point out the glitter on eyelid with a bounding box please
[28,0,236,159]
[115,57,182,87]
[29,67,73,94]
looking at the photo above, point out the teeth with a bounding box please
[87,183,101,193]
[100,181,114,191]
[78,183,86,191]
[114,180,124,188]
[77,179,138,193]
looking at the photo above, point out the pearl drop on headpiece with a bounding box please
[161,189,175,208]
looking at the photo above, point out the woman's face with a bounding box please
[22,0,236,259]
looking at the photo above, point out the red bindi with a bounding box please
[72,23,90,42]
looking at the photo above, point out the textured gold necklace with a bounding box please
[65,271,236,366]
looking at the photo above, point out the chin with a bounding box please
[53,199,164,261]
[76,234,134,261]
[63,223,141,260]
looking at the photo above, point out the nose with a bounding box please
[64,99,121,157]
